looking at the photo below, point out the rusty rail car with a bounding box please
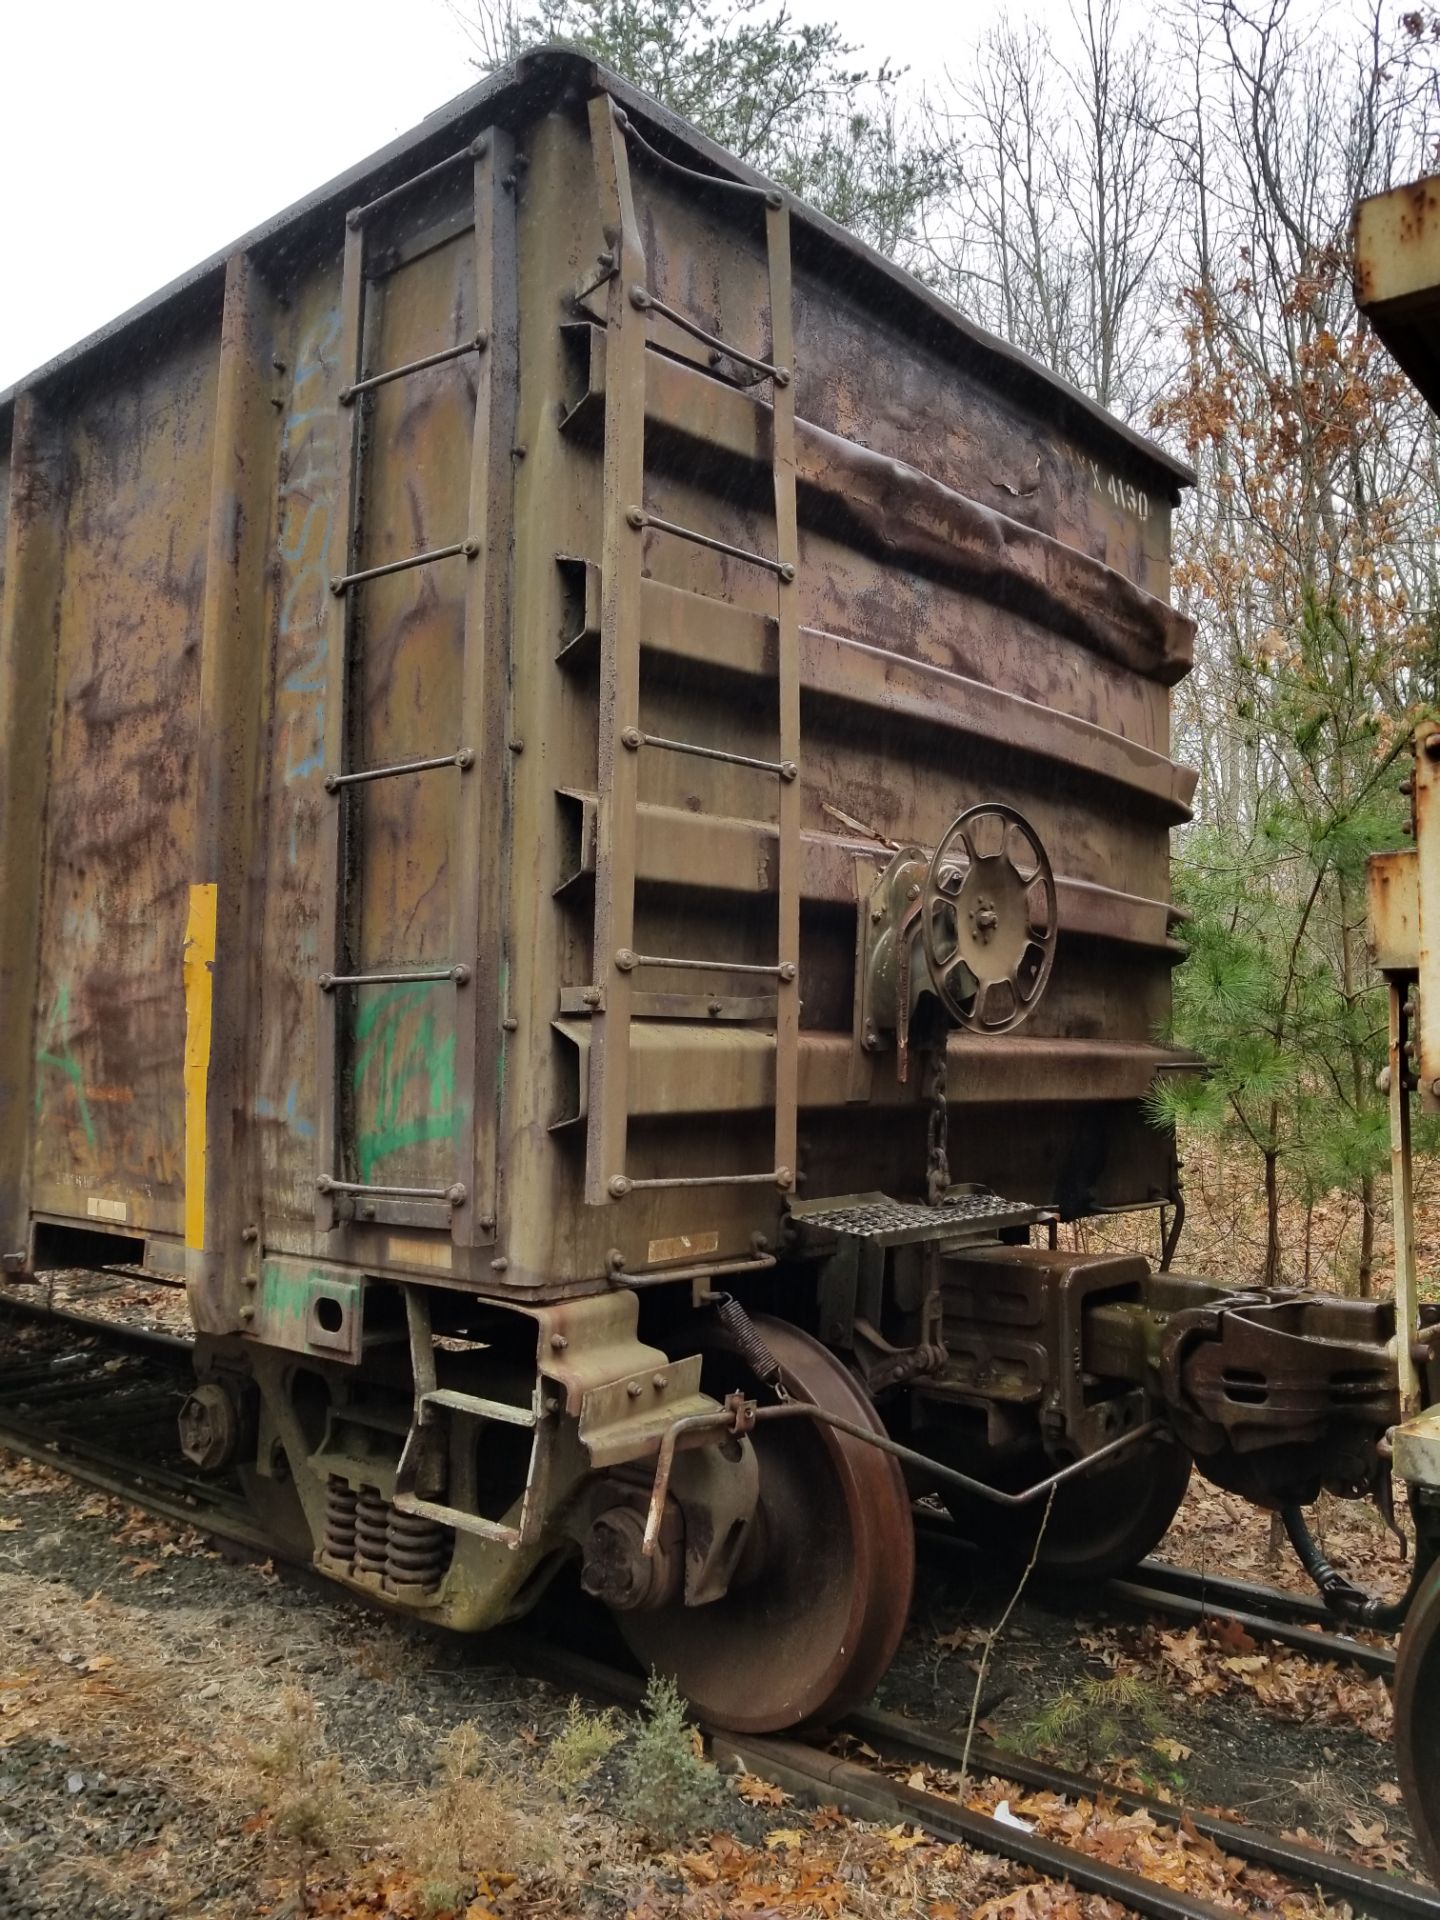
[1,49,1427,1749]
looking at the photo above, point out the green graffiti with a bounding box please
[259,1261,361,1335]
[351,981,463,1181]
[35,984,96,1151]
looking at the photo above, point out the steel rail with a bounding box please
[468,1633,1387,1920]
[1106,1576,1397,1680]
[712,1733,1247,1920]
[0,1287,194,1357]
[0,1413,273,1553]
[475,1636,1435,1920]
[844,1704,1440,1920]
[1128,1552,1338,1627]
[914,1506,1395,1657]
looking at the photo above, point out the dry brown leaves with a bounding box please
[872,1760,1346,1919]
[640,1814,1021,1920]
[1130,1619,1393,1740]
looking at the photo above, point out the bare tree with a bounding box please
[920,0,1174,420]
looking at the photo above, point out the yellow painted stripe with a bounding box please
[183,882,218,1252]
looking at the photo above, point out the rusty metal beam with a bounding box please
[556,789,1179,953]
[563,338,1194,686]
[552,1023,1196,1119]
[314,219,367,1234]
[0,394,64,1267]
[187,252,285,1332]
[617,578,1194,819]
[450,127,518,1249]
[1355,176,1440,415]
[768,198,802,1197]
[584,94,650,1206]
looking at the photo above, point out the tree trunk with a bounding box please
[1263,1143,1281,1287]
[1357,1171,1375,1300]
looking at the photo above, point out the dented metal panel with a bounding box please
[32,322,219,1236]
[0,50,1197,1311]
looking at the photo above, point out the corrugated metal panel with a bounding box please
[0,51,1197,1309]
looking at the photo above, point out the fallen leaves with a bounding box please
[1141,1622,1393,1739]
[736,1771,790,1807]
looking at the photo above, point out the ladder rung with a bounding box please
[629,286,789,385]
[615,107,784,210]
[331,539,477,594]
[348,138,487,229]
[626,507,794,582]
[620,728,796,780]
[342,334,488,404]
[391,1488,521,1547]
[318,1176,468,1206]
[615,950,796,980]
[420,1387,538,1428]
[319,964,470,990]
[609,1168,794,1197]
[325,749,474,792]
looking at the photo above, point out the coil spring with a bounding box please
[354,1485,390,1577]
[713,1294,787,1398]
[386,1506,451,1589]
[322,1476,358,1565]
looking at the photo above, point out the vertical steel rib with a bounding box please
[449,127,516,1249]
[585,95,649,1206]
[767,199,801,1190]
[314,219,367,1232]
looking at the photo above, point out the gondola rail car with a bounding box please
[0,45,1434,1820]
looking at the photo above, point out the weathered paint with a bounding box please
[0,50,1197,1307]
[183,882,218,1250]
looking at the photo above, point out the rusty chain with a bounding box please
[926,1045,951,1206]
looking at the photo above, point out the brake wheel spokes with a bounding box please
[922,804,1057,1034]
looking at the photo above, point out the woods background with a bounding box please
[460,0,1440,1296]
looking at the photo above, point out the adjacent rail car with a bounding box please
[2,50,1421,1750]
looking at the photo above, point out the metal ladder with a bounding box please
[314,131,512,1245]
[583,95,802,1208]
[392,1287,554,1548]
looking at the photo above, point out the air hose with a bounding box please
[1281,1504,1428,1631]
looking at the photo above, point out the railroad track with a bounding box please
[2,1289,1433,1920]
[915,1507,1401,1679]
[487,1636,1439,1920]
[0,1290,272,1553]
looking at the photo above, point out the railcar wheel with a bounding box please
[1396,1559,1440,1883]
[617,1316,915,1734]
[941,1434,1192,1582]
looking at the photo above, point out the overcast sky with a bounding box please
[0,0,1016,395]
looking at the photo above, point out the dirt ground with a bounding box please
[0,1446,1124,1920]
[0,1439,1421,1920]
[4,1148,1434,1919]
